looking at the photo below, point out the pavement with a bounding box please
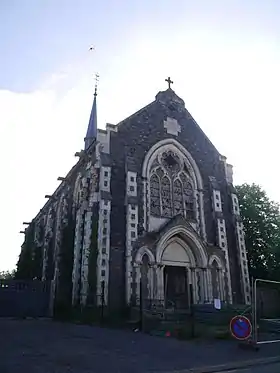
[1,319,280,373]
[218,363,280,372]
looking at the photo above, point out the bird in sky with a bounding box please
[89,46,95,51]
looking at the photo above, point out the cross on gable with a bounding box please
[165,77,173,89]
[163,117,181,136]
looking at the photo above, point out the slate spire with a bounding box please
[84,74,99,150]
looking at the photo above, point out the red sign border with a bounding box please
[230,315,252,341]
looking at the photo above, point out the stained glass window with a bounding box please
[150,174,161,216]
[161,176,172,217]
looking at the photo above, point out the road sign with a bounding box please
[230,315,252,341]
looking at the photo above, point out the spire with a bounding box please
[84,73,99,150]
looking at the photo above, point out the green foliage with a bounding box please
[15,222,36,280]
[87,217,98,305]
[236,183,280,281]
[0,270,15,279]
[55,209,75,312]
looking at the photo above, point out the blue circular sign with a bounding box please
[230,316,252,340]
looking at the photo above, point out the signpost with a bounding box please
[230,315,252,341]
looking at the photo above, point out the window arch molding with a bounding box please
[142,139,203,191]
[73,173,82,208]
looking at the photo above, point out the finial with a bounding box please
[94,73,99,96]
[165,76,173,89]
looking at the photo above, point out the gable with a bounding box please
[110,88,225,184]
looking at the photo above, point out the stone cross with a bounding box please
[165,77,173,89]
[163,117,181,136]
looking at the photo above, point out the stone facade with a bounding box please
[19,85,250,313]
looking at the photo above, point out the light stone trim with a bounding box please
[213,189,222,213]
[51,194,65,303]
[205,268,213,303]
[219,155,233,184]
[190,268,199,304]
[142,139,203,189]
[231,193,240,215]
[126,171,137,197]
[126,204,138,304]
[73,173,82,211]
[142,139,206,239]
[198,190,207,241]
[236,221,251,304]
[134,263,141,304]
[42,208,54,281]
[154,265,164,301]
[142,178,148,231]
[106,123,118,133]
[72,211,83,305]
[155,225,208,268]
[163,117,181,136]
[217,218,233,303]
[97,199,111,305]
[80,211,93,306]
[100,166,111,193]
[97,129,110,154]
[201,268,208,303]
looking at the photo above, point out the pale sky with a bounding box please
[0,0,279,271]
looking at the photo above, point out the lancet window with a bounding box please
[149,150,196,220]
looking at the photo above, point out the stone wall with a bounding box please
[107,89,244,307]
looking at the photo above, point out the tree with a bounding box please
[0,270,15,279]
[236,183,280,281]
[15,222,35,280]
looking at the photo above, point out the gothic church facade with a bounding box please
[18,80,251,312]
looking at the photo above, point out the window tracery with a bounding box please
[149,150,196,220]
[173,179,184,215]
[150,174,160,216]
[161,176,172,217]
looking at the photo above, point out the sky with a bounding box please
[0,0,279,271]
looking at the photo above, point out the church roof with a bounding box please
[84,86,97,150]
[155,88,185,108]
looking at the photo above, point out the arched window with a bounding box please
[161,176,172,217]
[183,181,195,220]
[150,174,160,216]
[173,179,184,215]
[149,152,196,221]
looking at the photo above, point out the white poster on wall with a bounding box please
[214,298,221,310]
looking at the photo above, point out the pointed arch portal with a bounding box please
[133,225,227,307]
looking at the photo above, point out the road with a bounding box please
[1,319,279,373]
[221,363,280,372]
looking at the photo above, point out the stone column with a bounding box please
[216,268,225,302]
[148,264,155,299]
[71,211,83,305]
[196,268,204,304]
[206,268,213,303]
[220,270,226,302]
[201,268,208,303]
[155,264,165,301]
[135,264,141,305]
[198,190,207,241]
[190,267,198,304]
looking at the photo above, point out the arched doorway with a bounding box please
[164,265,189,308]
[140,254,150,303]
[161,237,191,308]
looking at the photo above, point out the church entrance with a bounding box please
[164,266,189,309]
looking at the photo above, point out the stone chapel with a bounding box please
[18,78,251,313]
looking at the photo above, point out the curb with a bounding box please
[0,317,51,321]
[163,356,280,373]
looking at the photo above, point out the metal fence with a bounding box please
[0,279,51,318]
[252,278,280,346]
